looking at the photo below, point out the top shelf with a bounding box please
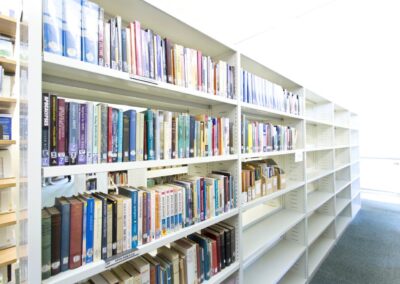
[42,52,237,111]
[0,15,17,37]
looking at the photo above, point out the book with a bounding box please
[49,94,58,166]
[68,102,79,165]
[62,0,82,59]
[68,197,83,269]
[55,197,70,272]
[82,0,99,64]
[78,103,87,164]
[46,206,61,276]
[129,257,150,284]
[43,0,63,55]
[57,98,66,165]
[42,209,51,280]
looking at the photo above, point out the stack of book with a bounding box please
[241,115,297,154]
[241,159,286,203]
[41,172,235,279]
[43,0,236,99]
[241,69,301,115]
[108,171,128,188]
[42,94,233,167]
[83,221,235,284]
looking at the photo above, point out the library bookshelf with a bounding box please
[23,0,361,283]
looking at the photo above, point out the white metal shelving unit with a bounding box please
[22,0,361,283]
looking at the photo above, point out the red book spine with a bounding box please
[134,20,142,76]
[57,99,66,165]
[211,240,218,276]
[69,199,83,269]
[197,51,202,91]
[107,107,113,163]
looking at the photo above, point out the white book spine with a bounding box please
[151,191,155,241]
[126,28,132,74]
[92,104,99,163]
[86,102,93,164]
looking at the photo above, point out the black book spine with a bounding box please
[100,197,108,259]
[225,230,232,266]
[112,201,117,255]
[49,94,58,166]
[42,93,50,166]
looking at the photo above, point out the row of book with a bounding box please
[241,69,302,116]
[241,115,297,153]
[241,159,286,204]
[0,66,14,97]
[42,94,232,167]
[41,172,235,278]
[82,222,235,284]
[43,0,236,99]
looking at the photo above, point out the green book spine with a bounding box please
[42,209,52,280]
[178,114,184,158]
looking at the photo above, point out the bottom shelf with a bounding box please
[0,246,16,266]
[244,239,305,284]
[279,272,306,284]
[308,237,335,277]
[204,261,239,284]
[336,216,352,238]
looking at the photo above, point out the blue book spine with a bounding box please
[0,115,12,140]
[121,28,128,72]
[146,192,151,240]
[202,179,207,220]
[156,35,162,81]
[117,109,123,162]
[188,234,210,280]
[214,179,219,216]
[78,103,87,164]
[56,201,70,272]
[69,102,79,164]
[145,109,154,160]
[197,179,201,221]
[170,192,175,230]
[129,110,136,161]
[85,197,94,263]
[174,191,178,229]
[112,109,118,162]
[81,0,99,64]
[43,0,63,55]
[185,114,190,158]
[62,0,82,59]
[178,114,184,158]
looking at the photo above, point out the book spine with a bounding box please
[68,102,79,165]
[100,198,108,260]
[112,109,119,162]
[146,109,155,160]
[107,107,113,163]
[137,191,143,246]
[104,22,110,68]
[98,7,104,66]
[121,28,128,72]
[81,199,87,265]
[134,21,142,76]
[165,39,173,83]
[122,111,130,162]
[58,203,70,272]
[154,110,160,160]
[142,192,147,243]
[185,114,190,158]
[111,201,117,255]
[50,212,61,275]
[126,27,131,73]
[86,102,93,164]
[41,211,51,280]
[116,16,122,71]
[86,198,94,263]
[69,201,83,269]
[106,203,112,258]
[62,0,81,59]
[78,103,87,164]
[129,110,136,161]
[57,99,66,165]
[178,114,184,158]
[43,0,63,55]
[129,22,137,75]
[92,104,99,163]
[117,109,123,162]
[100,105,108,163]
[110,18,117,69]
[82,0,99,64]
[49,94,58,166]
[64,102,70,164]
[42,93,50,166]
[148,30,155,79]
[132,191,138,248]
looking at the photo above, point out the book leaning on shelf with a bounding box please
[81,221,235,284]
[43,0,236,99]
[41,94,233,167]
[241,69,302,116]
[241,115,297,154]
[41,172,235,279]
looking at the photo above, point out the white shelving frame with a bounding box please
[23,1,361,283]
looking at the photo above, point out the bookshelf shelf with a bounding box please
[241,102,304,120]
[0,139,16,148]
[244,239,306,283]
[23,1,361,283]
[243,209,304,266]
[241,181,305,212]
[43,52,237,110]
[43,208,239,284]
[240,149,300,161]
[0,211,17,228]
[0,57,16,73]
[0,246,17,267]
[0,177,16,189]
[307,214,334,245]
[336,198,350,216]
[307,192,333,213]
[42,154,238,177]
[308,237,335,277]
[0,97,17,108]
[0,14,17,37]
